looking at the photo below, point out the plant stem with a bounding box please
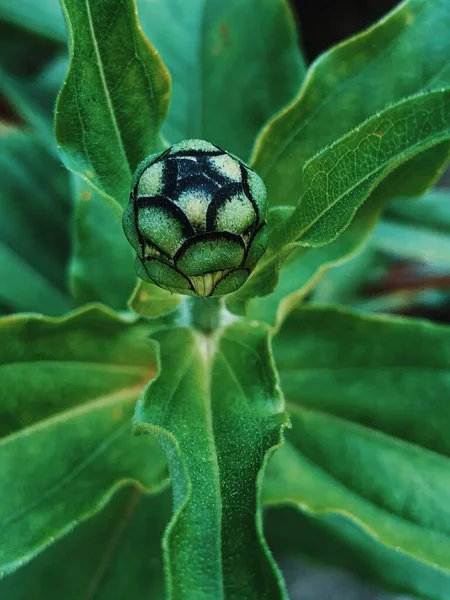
[188,297,222,333]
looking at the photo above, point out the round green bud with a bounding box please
[123,139,268,297]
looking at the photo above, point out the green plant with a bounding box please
[123,140,268,297]
[1,0,450,598]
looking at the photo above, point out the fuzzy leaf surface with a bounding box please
[225,94,450,316]
[1,487,169,599]
[0,306,166,576]
[56,0,170,204]
[253,0,450,207]
[264,306,450,599]
[231,144,450,324]
[135,322,288,599]
[271,89,450,249]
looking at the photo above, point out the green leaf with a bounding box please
[265,306,450,599]
[373,219,450,267]
[128,281,183,319]
[271,89,450,250]
[237,200,383,326]
[138,0,305,160]
[69,175,137,310]
[0,20,56,73]
[309,245,378,305]
[0,126,70,278]
[387,187,450,233]
[253,0,450,207]
[1,486,169,599]
[0,242,74,315]
[372,189,450,267]
[226,143,450,321]
[135,322,289,598]
[0,305,166,576]
[265,505,450,600]
[1,53,68,149]
[0,125,74,313]
[0,0,65,42]
[55,0,171,205]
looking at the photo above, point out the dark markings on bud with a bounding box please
[205,183,244,231]
[168,148,224,159]
[162,159,179,198]
[123,139,268,297]
[173,230,246,272]
[240,163,260,224]
[136,195,196,238]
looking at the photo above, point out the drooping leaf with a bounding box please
[253,0,450,207]
[134,322,289,599]
[69,175,137,310]
[55,0,171,204]
[264,306,450,600]
[1,486,169,599]
[138,0,305,160]
[0,305,166,576]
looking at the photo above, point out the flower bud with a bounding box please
[123,139,268,297]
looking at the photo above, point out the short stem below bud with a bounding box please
[188,297,222,333]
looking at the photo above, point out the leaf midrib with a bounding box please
[280,409,450,549]
[0,383,144,448]
[256,0,438,181]
[0,360,150,373]
[82,488,143,600]
[294,101,450,242]
[84,0,131,177]
[1,419,133,530]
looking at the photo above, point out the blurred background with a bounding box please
[1,0,447,597]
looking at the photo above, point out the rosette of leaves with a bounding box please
[2,0,450,599]
[123,140,268,297]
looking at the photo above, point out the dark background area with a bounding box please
[291,0,399,60]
